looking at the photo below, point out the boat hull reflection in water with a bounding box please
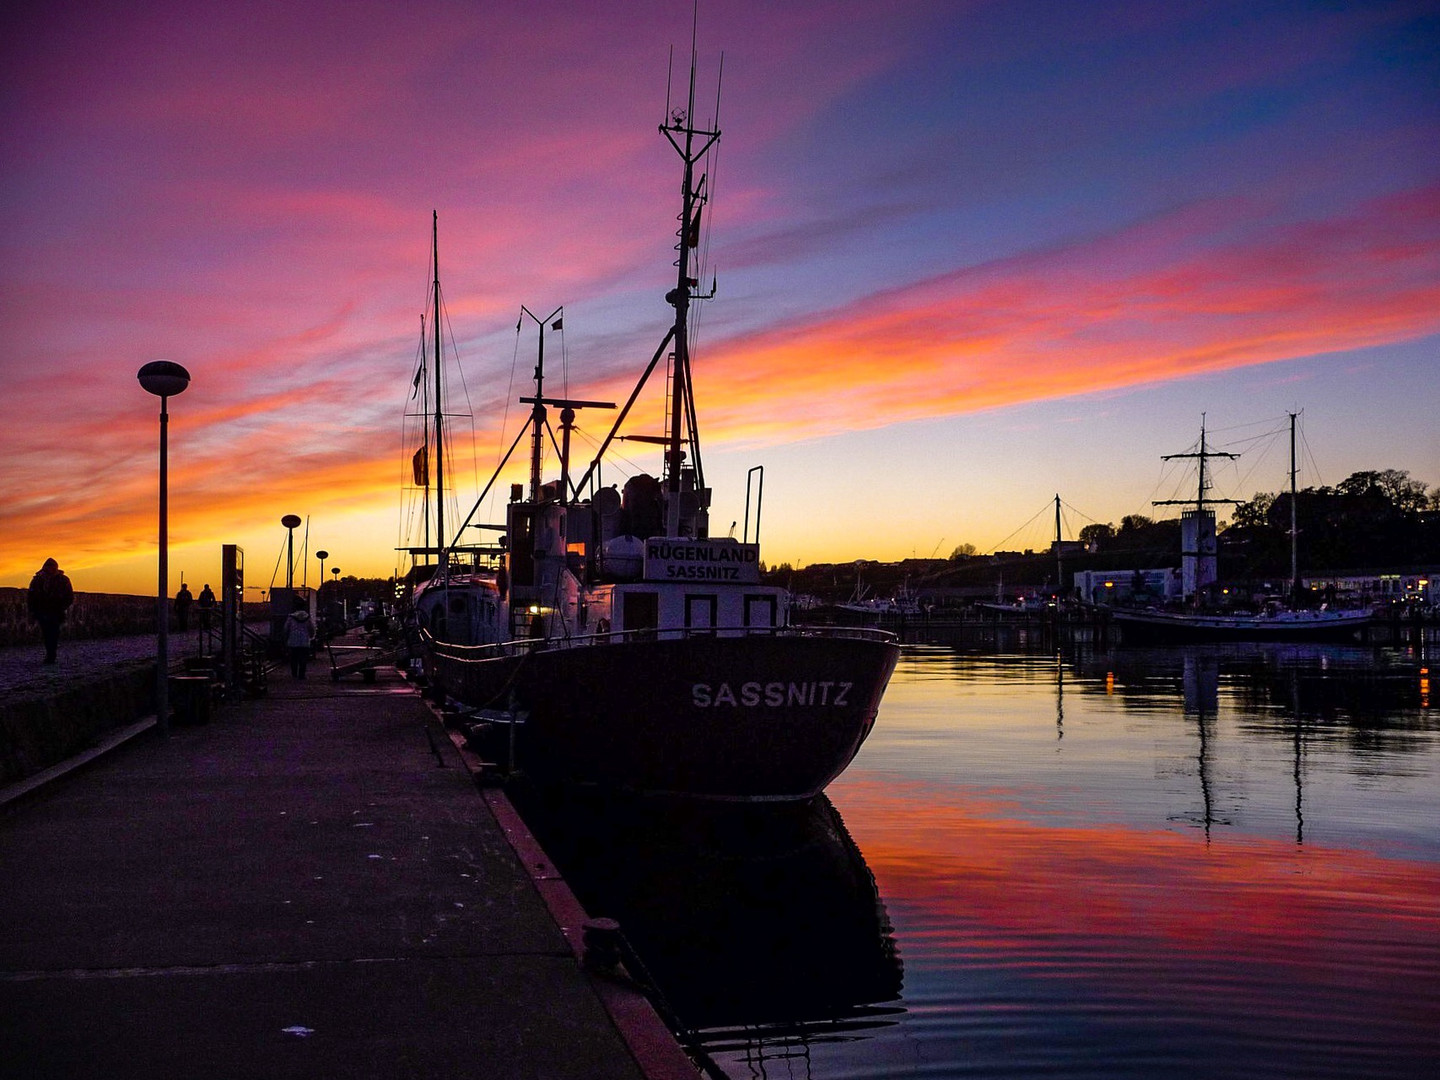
[509,786,904,1062]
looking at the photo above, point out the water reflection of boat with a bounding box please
[509,786,904,1064]
[1064,641,1434,844]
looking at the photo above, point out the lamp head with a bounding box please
[281,514,302,530]
[137,360,191,397]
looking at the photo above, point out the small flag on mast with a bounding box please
[687,204,702,248]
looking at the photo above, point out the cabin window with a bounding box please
[744,594,777,629]
[510,509,536,586]
[685,594,717,632]
[622,591,659,637]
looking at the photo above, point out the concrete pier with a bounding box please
[0,655,697,1079]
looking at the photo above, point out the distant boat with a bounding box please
[835,572,922,617]
[1105,604,1375,643]
[1105,414,1374,644]
[416,53,899,801]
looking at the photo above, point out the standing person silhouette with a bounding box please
[195,584,217,654]
[27,558,75,664]
[174,582,193,632]
[283,606,313,679]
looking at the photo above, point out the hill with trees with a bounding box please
[764,468,1439,603]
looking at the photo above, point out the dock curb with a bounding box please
[426,706,701,1080]
[0,715,156,811]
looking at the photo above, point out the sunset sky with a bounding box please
[2,0,1437,596]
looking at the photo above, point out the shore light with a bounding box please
[281,514,302,590]
[137,360,191,737]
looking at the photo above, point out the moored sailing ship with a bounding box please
[1105,414,1374,644]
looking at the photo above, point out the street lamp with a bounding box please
[316,550,329,597]
[281,514,302,590]
[137,360,191,737]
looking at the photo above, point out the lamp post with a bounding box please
[315,550,329,597]
[331,567,341,624]
[281,514,302,590]
[137,360,191,737]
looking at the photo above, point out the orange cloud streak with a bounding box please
[692,187,1440,447]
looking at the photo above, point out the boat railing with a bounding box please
[422,621,894,660]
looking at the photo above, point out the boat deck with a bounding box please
[0,652,695,1079]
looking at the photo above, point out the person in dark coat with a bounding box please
[27,557,75,664]
[195,583,217,654]
[283,607,314,679]
[174,582,193,632]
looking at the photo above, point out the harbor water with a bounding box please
[516,636,1439,1079]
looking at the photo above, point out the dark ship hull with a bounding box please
[427,630,899,801]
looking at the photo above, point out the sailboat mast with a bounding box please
[1156,416,1239,513]
[420,311,429,559]
[1054,493,1062,592]
[1155,416,1240,608]
[530,319,546,501]
[1197,416,1207,509]
[432,211,445,566]
[1290,411,1299,599]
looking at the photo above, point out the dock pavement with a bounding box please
[0,644,698,1079]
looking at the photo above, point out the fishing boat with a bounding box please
[1105,414,1374,644]
[415,56,900,801]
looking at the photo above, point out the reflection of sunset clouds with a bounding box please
[835,777,1440,1040]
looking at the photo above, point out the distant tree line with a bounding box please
[1079,469,1438,573]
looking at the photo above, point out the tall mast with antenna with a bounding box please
[660,28,720,536]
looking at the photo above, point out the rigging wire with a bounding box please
[1296,414,1326,489]
[438,281,482,505]
[396,312,430,562]
[268,537,287,593]
[1058,496,1102,525]
[988,501,1054,554]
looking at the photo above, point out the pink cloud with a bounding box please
[685,186,1440,446]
